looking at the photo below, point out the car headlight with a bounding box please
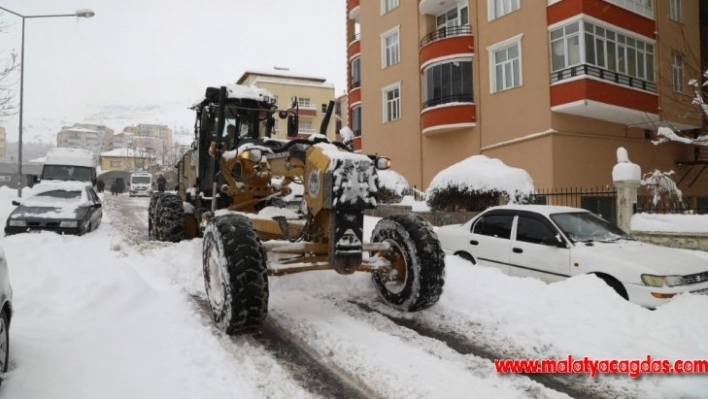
[8,220,26,227]
[641,274,684,287]
[60,221,78,228]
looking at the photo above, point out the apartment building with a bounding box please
[236,68,338,139]
[0,126,6,159]
[124,124,174,148]
[71,123,114,151]
[347,0,708,198]
[57,126,102,154]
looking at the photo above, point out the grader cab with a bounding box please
[150,85,446,335]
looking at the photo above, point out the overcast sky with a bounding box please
[0,0,346,142]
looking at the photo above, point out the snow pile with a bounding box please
[399,195,431,212]
[376,170,409,197]
[426,155,534,200]
[631,213,708,233]
[339,126,355,143]
[611,147,641,182]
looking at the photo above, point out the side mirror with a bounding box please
[542,236,566,248]
[94,203,102,208]
[11,200,20,206]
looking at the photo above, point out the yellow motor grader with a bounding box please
[150,85,446,335]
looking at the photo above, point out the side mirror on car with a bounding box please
[11,200,20,206]
[94,203,102,208]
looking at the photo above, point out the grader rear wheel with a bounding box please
[148,193,165,240]
[154,194,185,243]
[202,214,269,335]
[370,214,446,312]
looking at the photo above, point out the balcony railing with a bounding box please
[351,80,361,88]
[351,33,361,42]
[422,93,474,109]
[551,64,657,93]
[420,25,472,47]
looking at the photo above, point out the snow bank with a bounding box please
[426,155,534,199]
[376,170,409,196]
[631,213,708,233]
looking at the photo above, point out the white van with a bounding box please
[129,172,153,197]
[41,148,97,185]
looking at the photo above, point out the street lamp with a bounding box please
[0,6,95,197]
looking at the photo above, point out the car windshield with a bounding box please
[550,212,634,243]
[131,176,151,184]
[42,165,93,182]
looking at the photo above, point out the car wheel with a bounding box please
[594,274,628,301]
[0,311,9,383]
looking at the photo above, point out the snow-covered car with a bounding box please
[5,181,103,236]
[0,244,12,385]
[436,204,708,308]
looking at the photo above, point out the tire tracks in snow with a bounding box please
[189,295,379,399]
[348,299,644,399]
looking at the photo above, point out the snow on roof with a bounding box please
[237,69,327,84]
[377,170,409,196]
[192,84,274,108]
[64,127,98,133]
[426,155,534,199]
[45,148,96,167]
[491,203,591,215]
[100,148,153,158]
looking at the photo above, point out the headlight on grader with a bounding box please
[375,156,392,170]
[240,149,263,163]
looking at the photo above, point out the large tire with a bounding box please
[0,311,9,384]
[370,214,446,312]
[148,193,165,240]
[154,194,185,242]
[202,214,269,335]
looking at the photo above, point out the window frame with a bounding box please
[471,212,515,240]
[351,56,361,88]
[488,0,520,21]
[382,82,401,123]
[381,25,401,68]
[487,34,524,93]
[670,0,682,22]
[514,213,561,245]
[380,0,399,15]
[351,104,362,136]
[423,58,474,108]
[297,97,313,109]
[671,52,684,93]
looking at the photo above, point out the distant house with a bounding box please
[100,148,156,172]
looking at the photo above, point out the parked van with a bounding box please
[129,172,153,197]
[41,148,97,185]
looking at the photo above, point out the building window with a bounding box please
[298,97,312,109]
[436,5,469,29]
[550,21,581,72]
[672,53,684,92]
[382,83,401,122]
[352,105,362,136]
[299,120,314,132]
[549,20,656,90]
[381,0,399,15]
[110,160,121,167]
[489,0,519,21]
[423,60,474,108]
[489,36,522,93]
[381,26,400,68]
[605,0,654,19]
[351,57,361,88]
[670,0,682,22]
[321,104,328,113]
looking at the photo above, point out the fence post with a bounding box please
[612,147,641,233]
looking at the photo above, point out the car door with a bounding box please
[508,213,571,283]
[85,187,103,228]
[468,211,514,274]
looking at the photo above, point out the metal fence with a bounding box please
[528,186,618,224]
[635,187,707,215]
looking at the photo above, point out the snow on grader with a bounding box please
[149,85,446,334]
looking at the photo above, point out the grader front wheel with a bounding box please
[202,214,269,335]
[370,214,446,312]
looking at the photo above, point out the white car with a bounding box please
[436,204,708,308]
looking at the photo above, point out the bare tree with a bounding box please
[0,19,19,121]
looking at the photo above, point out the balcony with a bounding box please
[348,0,360,20]
[347,34,360,63]
[420,25,474,70]
[550,64,659,127]
[421,95,476,135]
[419,0,458,16]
